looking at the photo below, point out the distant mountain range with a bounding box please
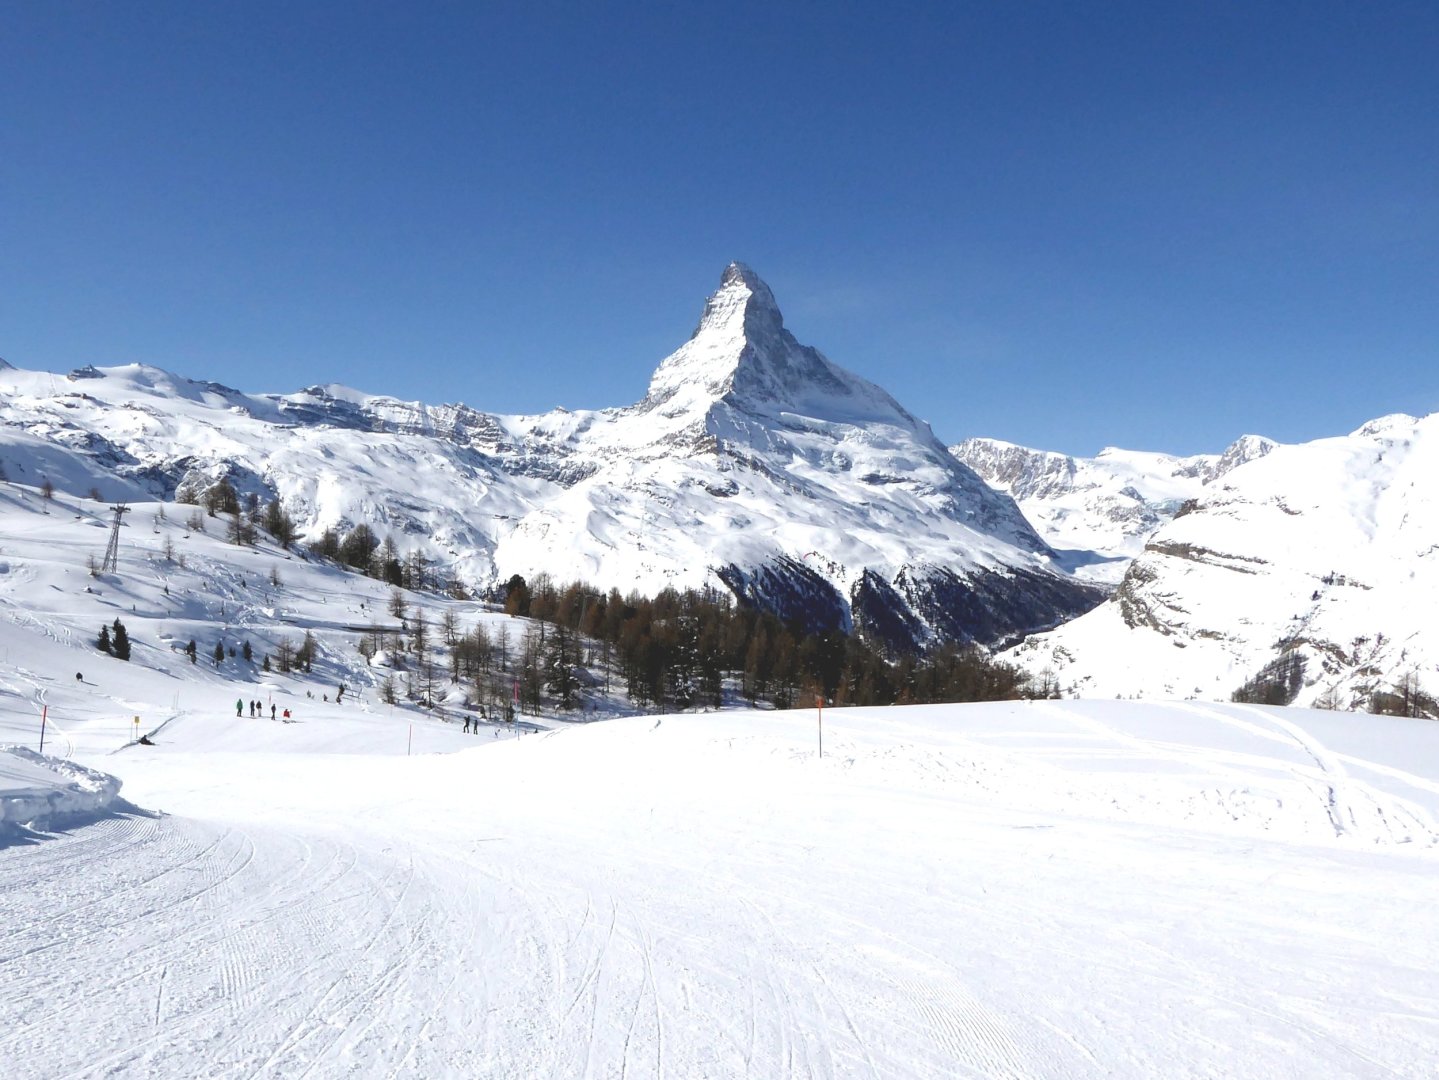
[4,266,1434,707]
[1004,413,1439,709]
[951,434,1275,583]
[0,265,1102,653]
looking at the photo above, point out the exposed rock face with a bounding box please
[0,264,1104,651]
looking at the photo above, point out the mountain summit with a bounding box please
[0,264,1104,651]
[645,263,907,424]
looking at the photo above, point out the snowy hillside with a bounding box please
[1008,413,1439,707]
[4,688,1436,1076]
[0,264,1103,652]
[952,434,1275,583]
[3,414,1436,1076]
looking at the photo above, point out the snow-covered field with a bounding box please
[3,478,1438,1076]
[4,695,1436,1078]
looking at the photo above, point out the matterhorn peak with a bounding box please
[644,263,910,426]
[691,261,783,338]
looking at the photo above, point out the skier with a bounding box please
[463,716,471,734]
[283,708,291,720]
[271,704,277,720]
[236,698,243,717]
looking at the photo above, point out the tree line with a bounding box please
[179,482,1036,712]
[491,574,1037,713]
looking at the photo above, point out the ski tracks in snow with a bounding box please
[1179,703,1439,846]
[1030,700,1439,847]
[0,813,470,1079]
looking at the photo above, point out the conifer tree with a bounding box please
[545,622,580,709]
[314,527,340,560]
[378,536,402,585]
[204,479,239,517]
[338,524,379,571]
[503,575,531,617]
[111,619,131,661]
[296,630,317,673]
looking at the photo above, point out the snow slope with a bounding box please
[2,699,1436,1077]
[0,264,1103,650]
[0,470,550,778]
[1009,413,1439,706]
[1,456,1435,1075]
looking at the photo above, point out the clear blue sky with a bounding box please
[3,2,1435,456]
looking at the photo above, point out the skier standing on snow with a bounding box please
[236,698,243,717]
[271,703,277,720]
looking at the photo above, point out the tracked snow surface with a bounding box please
[1,480,1437,1077]
[0,264,1102,652]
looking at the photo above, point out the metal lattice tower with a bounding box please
[101,503,130,573]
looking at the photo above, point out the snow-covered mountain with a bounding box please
[0,263,1103,651]
[951,434,1275,583]
[1007,413,1439,707]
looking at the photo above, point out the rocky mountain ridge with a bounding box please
[0,264,1103,653]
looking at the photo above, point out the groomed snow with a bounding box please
[2,698,1436,1077]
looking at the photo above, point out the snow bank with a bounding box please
[0,746,123,829]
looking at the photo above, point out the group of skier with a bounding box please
[235,698,290,720]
